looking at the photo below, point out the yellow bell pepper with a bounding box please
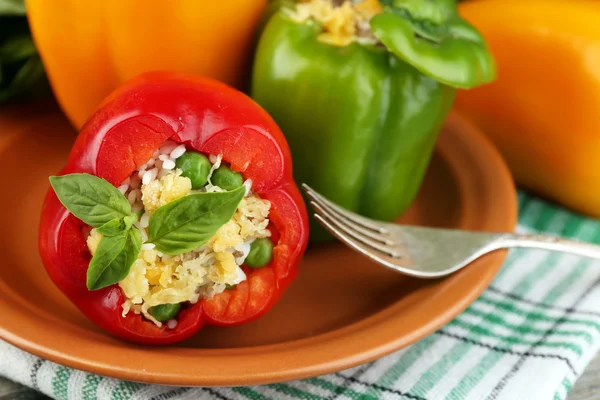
[26,0,267,128]
[455,0,600,217]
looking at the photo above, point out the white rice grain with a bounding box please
[170,145,186,159]
[127,190,138,204]
[234,267,247,284]
[162,159,176,170]
[141,243,155,251]
[142,168,158,185]
[139,212,150,228]
[166,320,178,329]
[206,154,223,187]
[234,242,252,265]
[243,179,253,196]
[139,227,148,242]
[209,154,221,165]
[150,168,158,181]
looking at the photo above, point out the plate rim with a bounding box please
[0,108,517,386]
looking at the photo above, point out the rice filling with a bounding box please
[290,0,383,46]
[86,141,272,327]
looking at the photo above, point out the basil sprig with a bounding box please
[49,173,245,290]
[95,215,137,237]
[50,174,140,290]
[147,185,246,255]
[87,229,142,291]
[49,174,131,227]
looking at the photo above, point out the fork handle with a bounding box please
[497,233,600,260]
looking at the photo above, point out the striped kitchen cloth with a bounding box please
[2,191,600,400]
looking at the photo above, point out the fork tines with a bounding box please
[301,184,401,258]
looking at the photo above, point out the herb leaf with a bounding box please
[49,173,131,227]
[95,214,139,237]
[96,218,127,237]
[123,214,138,230]
[86,228,141,291]
[147,186,245,255]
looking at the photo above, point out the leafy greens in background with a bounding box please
[0,0,48,103]
[0,0,24,14]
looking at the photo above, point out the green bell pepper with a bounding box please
[251,0,494,240]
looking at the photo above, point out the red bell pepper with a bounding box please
[39,71,309,344]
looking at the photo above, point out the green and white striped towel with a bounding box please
[2,191,600,400]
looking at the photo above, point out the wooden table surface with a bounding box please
[0,356,598,399]
[570,355,600,400]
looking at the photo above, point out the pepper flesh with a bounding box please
[26,0,267,128]
[371,0,495,88]
[39,72,309,344]
[253,0,492,239]
[455,0,600,218]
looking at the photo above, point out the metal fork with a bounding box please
[302,184,600,278]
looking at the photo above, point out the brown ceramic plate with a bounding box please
[0,103,516,386]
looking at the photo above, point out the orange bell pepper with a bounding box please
[26,0,266,128]
[455,0,600,217]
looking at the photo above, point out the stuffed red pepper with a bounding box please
[39,72,309,345]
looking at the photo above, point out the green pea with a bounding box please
[148,303,181,322]
[245,238,274,268]
[211,165,244,191]
[175,152,211,189]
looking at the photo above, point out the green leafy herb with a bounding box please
[123,214,138,229]
[49,174,132,228]
[148,303,181,322]
[0,1,48,103]
[86,229,141,291]
[49,173,143,291]
[51,172,247,292]
[96,214,138,237]
[147,186,245,255]
[96,218,127,237]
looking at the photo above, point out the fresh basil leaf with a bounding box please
[95,214,139,237]
[96,218,126,237]
[123,214,138,230]
[86,228,141,291]
[148,186,246,255]
[49,174,132,228]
